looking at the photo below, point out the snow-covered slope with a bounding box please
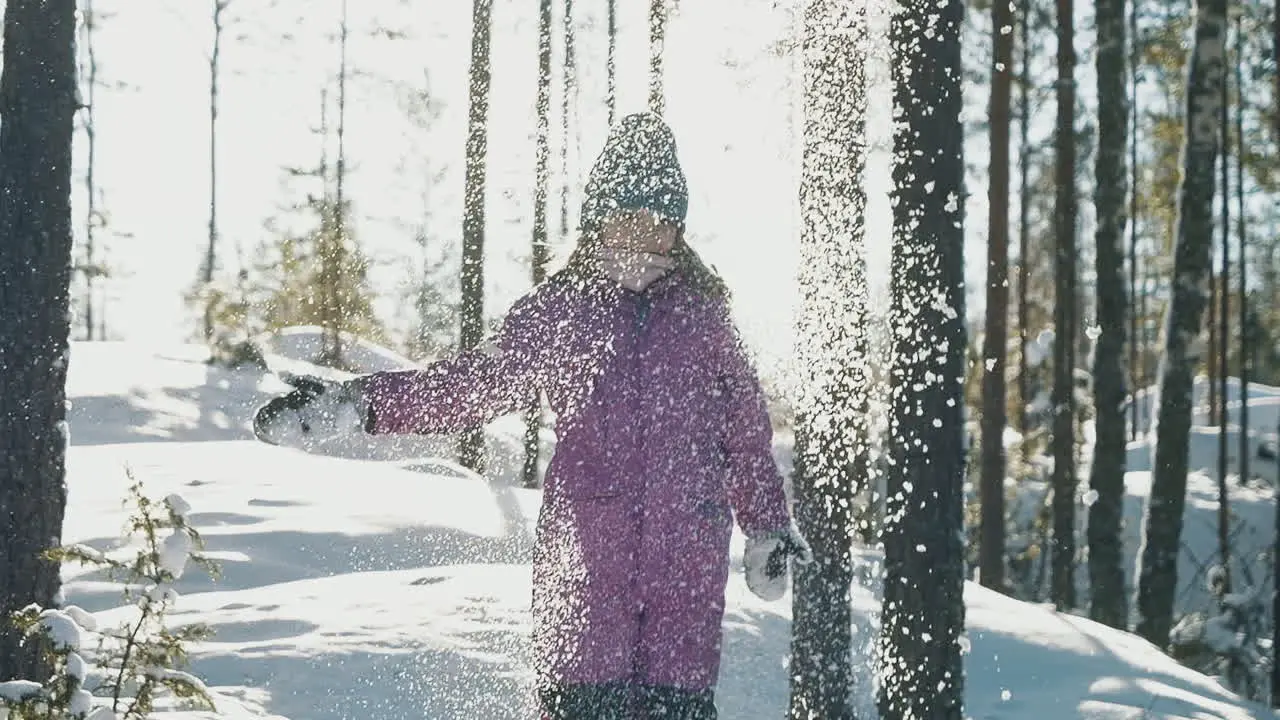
[61,340,1277,719]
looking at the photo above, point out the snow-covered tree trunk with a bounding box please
[0,0,77,684]
[1086,0,1130,630]
[788,2,867,717]
[1134,0,1228,648]
[522,0,554,489]
[979,0,1016,593]
[606,0,617,126]
[648,0,666,115]
[459,0,493,472]
[878,0,967,713]
[1050,0,1080,612]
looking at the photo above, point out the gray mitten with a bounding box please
[744,521,814,602]
[253,375,368,446]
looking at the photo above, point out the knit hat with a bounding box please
[580,112,689,228]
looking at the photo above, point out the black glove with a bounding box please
[744,522,814,601]
[253,375,367,445]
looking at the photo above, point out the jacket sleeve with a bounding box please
[718,314,791,537]
[359,292,551,435]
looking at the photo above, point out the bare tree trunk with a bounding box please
[1018,0,1032,461]
[788,3,866,716]
[558,0,578,246]
[523,0,553,490]
[1128,0,1140,440]
[1216,18,1231,593]
[1050,0,1080,611]
[606,0,617,126]
[204,0,227,344]
[1018,0,1029,456]
[459,0,493,472]
[648,0,666,115]
[879,0,966,712]
[1086,0,1130,629]
[320,0,350,367]
[1235,10,1248,488]
[1208,261,1217,424]
[980,0,1016,593]
[0,0,77,683]
[1134,0,1227,647]
[82,0,99,341]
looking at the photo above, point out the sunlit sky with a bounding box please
[64,0,1000,373]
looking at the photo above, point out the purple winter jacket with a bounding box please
[359,269,790,691]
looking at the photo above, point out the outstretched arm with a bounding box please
[360,292,552,435]
[718,317,791,537]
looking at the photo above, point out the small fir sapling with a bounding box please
[1,477,220,719]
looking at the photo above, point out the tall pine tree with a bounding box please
[522,0,554,489]
[1050,0,1080,611]
[879,0,967,713]
[980,0,1016,592]
[1134,0,1228,648]
[0,0,78,684]
[1086,0,1131,629]
[459,0,494,472]
[789,2,867,716]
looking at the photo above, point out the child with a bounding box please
[254,113,811,719]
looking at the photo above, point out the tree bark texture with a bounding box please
[980,0,1016,594]
[789,2,867,717]
[522,0,554,490]
[1086,0,1130,630]
[1134,0,1227,647]
[460,0,493,472]
[1050,0,1080,611]
[879,0,967,714]
[0,0,78,684]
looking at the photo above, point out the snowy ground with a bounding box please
[60,339,1278,719]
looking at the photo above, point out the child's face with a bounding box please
[597,209,678,292]
[600,208,678,255]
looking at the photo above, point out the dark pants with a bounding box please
[539,682,717,720]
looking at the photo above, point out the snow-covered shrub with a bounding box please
[1,480,219,719]
[1,605,113,720]
[1169,560,1273,703]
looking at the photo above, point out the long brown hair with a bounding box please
[552,220,730,303]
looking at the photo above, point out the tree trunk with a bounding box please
[83,0,99,341]
[0,0,77,684]
[1208,266,1217,424]
[878,0,966,712]
[1216,24,1231,593]
[648,0,666,115]
[558,0,578,246]
[1050,0,1079,612]
[1128,0,1140,440]
[1018,0,1032,462]
[522,0,553,490]
[788,3,866,717]
[606,0,617,127]
[320,0,351,368]
[204,0,226,344]
[459,0,493,472]
[1234,10,1247,488]
[980,0,1016,593]
[1086,0,1130,630]
[1134,0,1227,648]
